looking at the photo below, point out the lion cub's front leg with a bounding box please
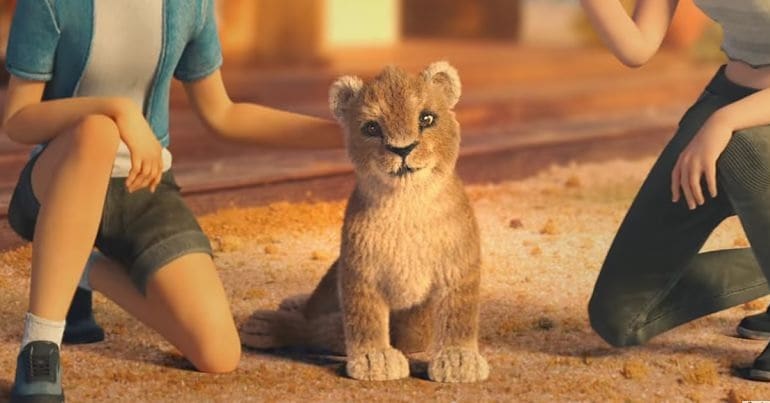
[428,274,489,383]
[341,274,409,381]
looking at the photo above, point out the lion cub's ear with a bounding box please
[421,61,461,108]
[329,76,364,121]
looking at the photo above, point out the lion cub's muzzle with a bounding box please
[386,141,423,177]
[386,141,419,158]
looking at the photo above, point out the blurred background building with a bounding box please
[215,0,719,64]
[216,0,521,66]
[0,0,721,68]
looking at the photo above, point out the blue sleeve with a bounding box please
[5,0,61,81]
[174,0,223,82]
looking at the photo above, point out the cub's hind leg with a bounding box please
[428,273,489,383]
[279,260,341,319]
[240,309,345,354]
[240,309,307,349]
[341,274,409,381]
[243,261,345,353]
[391,302,434,354]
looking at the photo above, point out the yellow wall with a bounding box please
[216,0,400,64]
[323,0,400,48]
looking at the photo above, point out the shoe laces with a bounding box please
[28,352,52,380]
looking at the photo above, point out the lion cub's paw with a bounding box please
[278,294,310,312]
[428,348,489,383]
[346,348,410,381]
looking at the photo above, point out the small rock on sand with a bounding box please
[540,219,559,235]
[565,175,582,188]
[535,317,555,331]
[727,389,750,403]
[733,236,749,247]
[621,359,649,380]
[311,250,332,261]
[212,235,243,253]
[681,361,718,385]
[743,299,766,311]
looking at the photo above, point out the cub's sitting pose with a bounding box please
[241,61,489,383]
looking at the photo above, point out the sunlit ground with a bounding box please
[0,157,766,402]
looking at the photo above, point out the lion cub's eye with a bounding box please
[361,121,382,137]
[419,111,437,130]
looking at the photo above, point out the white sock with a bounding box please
[21,312,66,349]
[77,251,102,291]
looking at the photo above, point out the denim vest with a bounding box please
[5,0,223,147]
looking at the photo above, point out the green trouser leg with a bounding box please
[589,72,770,347]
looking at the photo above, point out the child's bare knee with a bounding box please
[70,115,120,160]
[191,335,241,374]
[186,321,241,373]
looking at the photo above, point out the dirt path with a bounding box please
[1,158,768,402]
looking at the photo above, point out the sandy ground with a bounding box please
[1,157,770,402]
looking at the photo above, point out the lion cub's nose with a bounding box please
[386,142,419,158]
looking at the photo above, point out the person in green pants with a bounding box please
[582,0,770,381]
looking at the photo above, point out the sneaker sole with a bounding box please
[747,368,770,382]
[737,326,770,340]
[10,393,64,403]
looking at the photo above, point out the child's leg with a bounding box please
[89,252,240,373]
[716,127,770,380]
[10,115,119,401]
[28,115,119,320]
[589,86,768,347]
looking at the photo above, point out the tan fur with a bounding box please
[241,61,489,383]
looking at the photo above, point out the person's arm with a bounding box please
[1,0,138,144]
[2,77,134,144]
[2,1,161,192]
[182,69,344,148]
[173,0,342,149]
[2,77,164,192]
[580,0,679,67]
[672,88,770,209]
[711,90,770,132]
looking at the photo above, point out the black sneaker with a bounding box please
[746,342,770,382]
[10,341,65,402]
[737,305,770,340]
[62,287,105,344]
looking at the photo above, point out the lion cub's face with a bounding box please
[329,62,462,186]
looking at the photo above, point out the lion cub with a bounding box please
[241,61,488,383]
